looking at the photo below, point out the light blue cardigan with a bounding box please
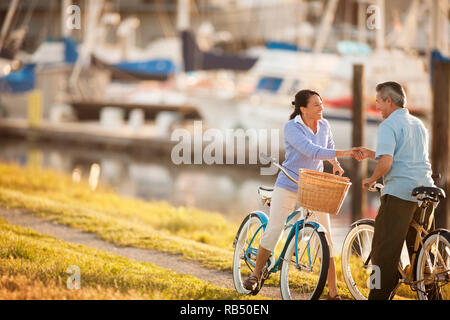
[275,115,337,192]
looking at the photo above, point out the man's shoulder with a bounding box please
[379,118,396,131]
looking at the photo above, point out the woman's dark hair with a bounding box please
[289,89,322,120]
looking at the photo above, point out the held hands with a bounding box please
[340,148,367,160]
[351,147,372,161]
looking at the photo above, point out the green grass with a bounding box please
[0,161,416,299]
[0,162,236,271]
[0,218,265,300]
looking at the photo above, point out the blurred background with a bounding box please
[0,0,449,251]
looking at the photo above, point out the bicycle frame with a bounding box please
[361,201,434,282]
[243,153,329,276]
[398,213,431,282]
[243,208,326,275]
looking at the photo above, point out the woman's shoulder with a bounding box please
[284,118,297,129]
[284,118,305,136]
[319,118,331,128]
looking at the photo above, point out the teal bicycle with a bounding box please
[232,154,330,300]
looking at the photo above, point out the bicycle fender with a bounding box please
[305,221,326,233]
[251,211,269,227]
[421,228,450,244]
[232,211,268,248]
[350,218,375,229]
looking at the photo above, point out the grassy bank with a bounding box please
[0,218,263,300]
[0,161,415,299]
[0,162,237,271]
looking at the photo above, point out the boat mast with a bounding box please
[61,0,72,38]
[431,0,449,55]
[375,0,385,51]
[313,0,339,54]
[395,0,420,51]
[177,0,190,32]
[0,0,20,52]
[69,0,105,96]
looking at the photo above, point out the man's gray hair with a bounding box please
[376,81,407,107]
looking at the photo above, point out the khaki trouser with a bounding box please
[368,194,433,300]
[259,186,335,257]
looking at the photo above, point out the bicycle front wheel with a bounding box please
[341,220,375,300]
[232,213,265,294]
[279,224,329,300]
[416,229,450,300]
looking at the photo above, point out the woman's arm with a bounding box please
[285,123,337,160]
[336,150,354,157]
[352,147,376,160]
[328,157,344,176]
[285,123,356,160]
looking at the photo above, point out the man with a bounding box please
[354,81,435,300]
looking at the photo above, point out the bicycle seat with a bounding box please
[259,186,274,192]
[411,186,446,201]
[258,186,273,200]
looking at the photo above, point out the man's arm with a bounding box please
[362,154,393,189]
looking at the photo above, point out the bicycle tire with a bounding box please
[341,219,375,300]
[279,224,329,300]
[232,213,266,294]
[415,229,450,300]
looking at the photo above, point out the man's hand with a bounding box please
[362,177,376,190]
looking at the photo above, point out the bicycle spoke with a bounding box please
[433,236,440,270]
[356,228,364,260]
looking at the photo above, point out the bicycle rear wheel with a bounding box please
[232,213,265,294]
[341,220,375,300]
[279,224,329,300]
[416,229,450,300]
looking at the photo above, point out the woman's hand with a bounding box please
[332,162,344,176]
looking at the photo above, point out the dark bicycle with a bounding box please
[341,179,450,300]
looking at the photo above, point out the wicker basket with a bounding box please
[297,168,352,215]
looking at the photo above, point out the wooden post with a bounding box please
[351,64,368,221]
[431,59,450,229]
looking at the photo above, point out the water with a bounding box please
[0,137,381,256]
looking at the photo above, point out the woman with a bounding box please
[244,89,359,300]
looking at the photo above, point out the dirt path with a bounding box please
[0,207,282,300]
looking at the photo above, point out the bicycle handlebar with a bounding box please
[260,153,298,185]
[366,183,384,193]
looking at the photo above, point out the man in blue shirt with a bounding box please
[354,81,435,299]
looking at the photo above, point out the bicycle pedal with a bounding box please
[250,278,266,295]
